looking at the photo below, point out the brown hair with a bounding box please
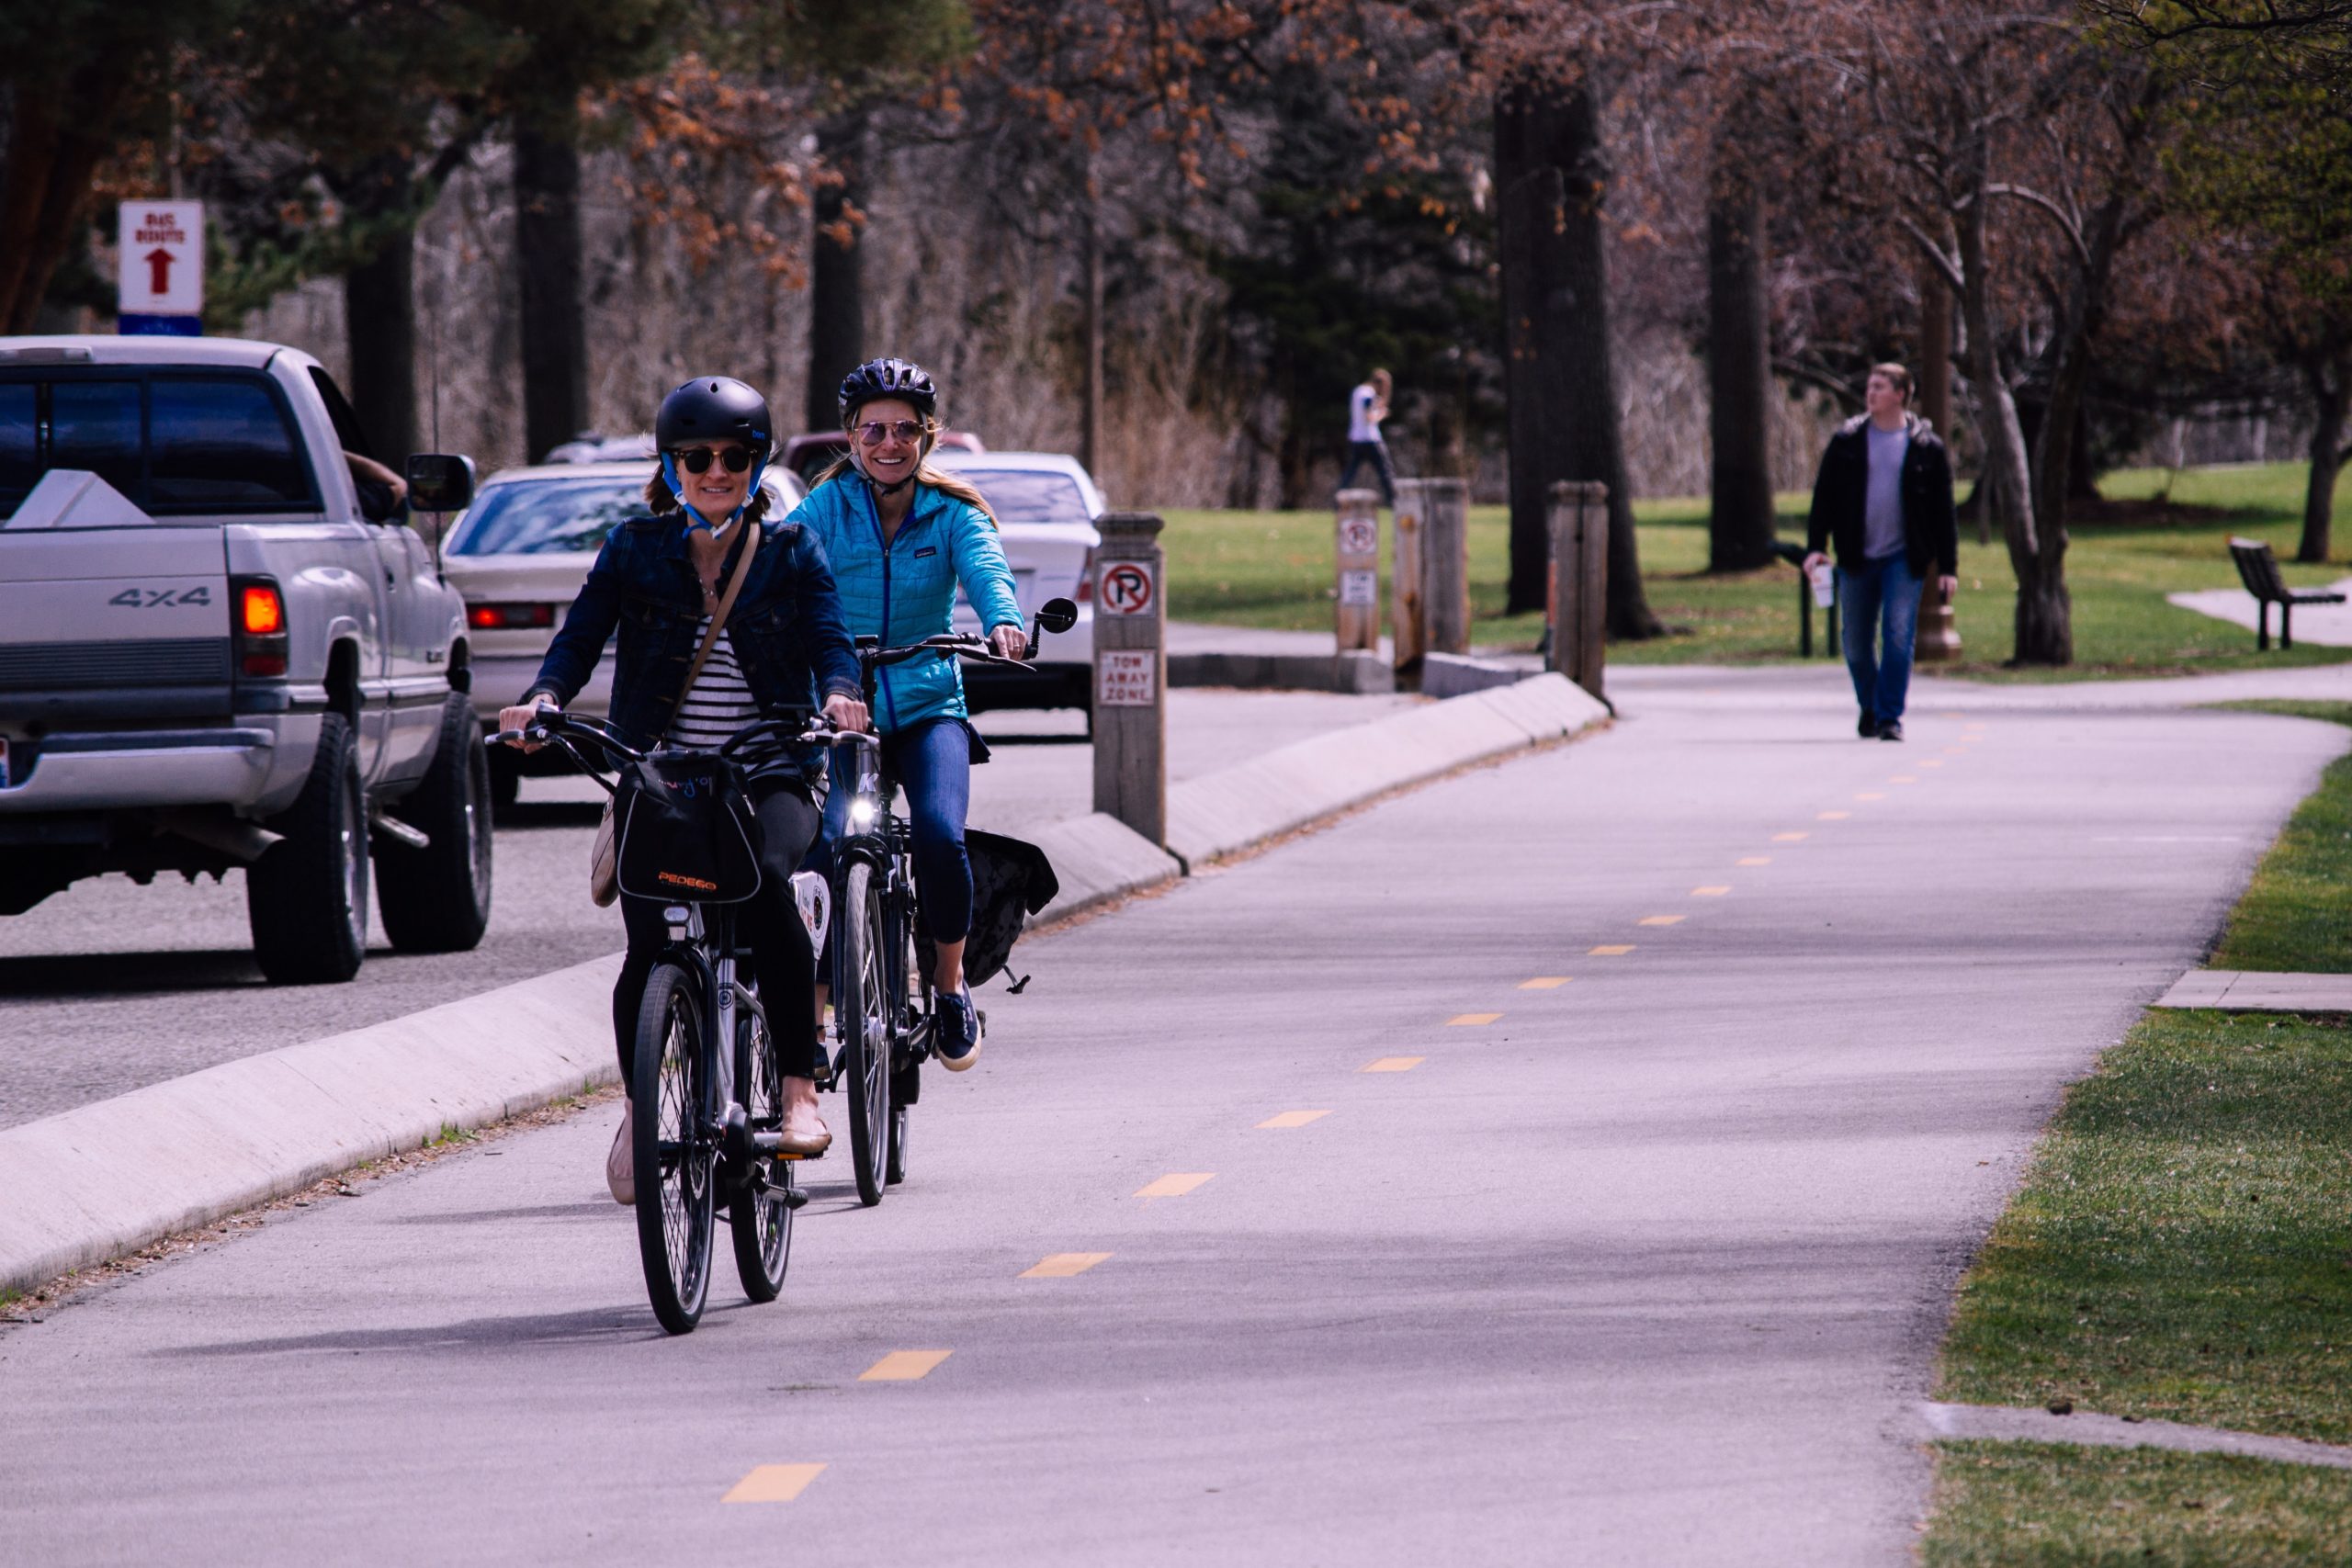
[1868,363,1914,402]
[1370,368,1393,396]
[812,417,999,527]
[643,468,772,526]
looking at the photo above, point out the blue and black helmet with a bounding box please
[837,356,937,424]
[656,376,773,457]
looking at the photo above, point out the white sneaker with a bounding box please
[606,1102,634,1205]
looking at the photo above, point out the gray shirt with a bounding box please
[1863,423,1908,559]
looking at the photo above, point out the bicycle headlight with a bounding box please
[850,798,876,828]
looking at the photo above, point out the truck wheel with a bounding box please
[377,693,494,953]
[247,711,369,984]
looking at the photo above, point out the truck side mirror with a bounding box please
[405,453,476,513]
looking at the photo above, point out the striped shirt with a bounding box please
[667,617,790,778]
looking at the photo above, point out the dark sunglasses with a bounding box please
[672,446,755,474]
[854,419,927,446]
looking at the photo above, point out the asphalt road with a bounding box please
[0,689,1419,1130]
[4,670,2340,1564]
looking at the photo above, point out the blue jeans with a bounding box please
[814,716,975,946]
[1838,555,1924,726]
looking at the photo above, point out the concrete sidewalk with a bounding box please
[2156,970,2352,1010]
[2169,580,2352,647]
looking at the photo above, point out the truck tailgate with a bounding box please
[0,528,234,719]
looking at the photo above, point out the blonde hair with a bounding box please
[814,418,998,527]
[643,468,772,525]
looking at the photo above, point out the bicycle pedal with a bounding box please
[780,1186,810,1209]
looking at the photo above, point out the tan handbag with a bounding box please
[590,525,761,906]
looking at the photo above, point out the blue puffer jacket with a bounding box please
[790,473,1023,735]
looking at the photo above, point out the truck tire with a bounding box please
[377,693,494,953]
[247,711,369,985]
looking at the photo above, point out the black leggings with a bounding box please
[612,780,824,1089]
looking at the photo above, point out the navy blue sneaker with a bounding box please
[935,984,981,1071]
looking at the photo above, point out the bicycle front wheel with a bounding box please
[729,998,792,1303]
[838,861,891,1206]
[633,963,715,1334]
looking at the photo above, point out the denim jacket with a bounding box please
[523,512,862,772]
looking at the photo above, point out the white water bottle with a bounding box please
[1809,560,1836,608]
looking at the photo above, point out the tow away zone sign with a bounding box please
[119,201,204,334]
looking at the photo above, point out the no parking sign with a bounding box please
[1099,560,1156,616]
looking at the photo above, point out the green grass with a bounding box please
[1161,460,2352,681]
[1921,705,2352,1556]
[1923,1443,2352,1566]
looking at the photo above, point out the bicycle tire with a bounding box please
[887,914,925,1186]
[839,861,891,1206]
[729,998,791,1303]
[633,963,715,1334]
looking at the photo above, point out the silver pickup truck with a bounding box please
[0,336,492,983]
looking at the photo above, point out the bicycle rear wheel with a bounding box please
[633,963,715,1334]
[729,998,792,1303]
[838,861,891,1206]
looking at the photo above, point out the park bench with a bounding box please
[2228,536,2346,650]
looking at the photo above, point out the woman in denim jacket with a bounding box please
[794,357,1023,1071]
[502,377,867,1201]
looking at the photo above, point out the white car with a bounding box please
[925,449,1101,715]
[439,459,807,804]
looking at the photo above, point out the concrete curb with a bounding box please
[1418,652,1541,699]
[1165,673,1610,869]
[1168,649,1395,694]
[1917,1402,2352,1472]
[2,673,1606,1297]
[0,955,620,1297]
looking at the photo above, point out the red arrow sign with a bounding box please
[143,248,175,296]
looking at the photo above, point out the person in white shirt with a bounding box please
[1337,367,1397,507]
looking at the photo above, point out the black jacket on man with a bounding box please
[1804,412,1959,579]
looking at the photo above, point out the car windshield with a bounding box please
[950,470,1090,525]
[448,479,642,555]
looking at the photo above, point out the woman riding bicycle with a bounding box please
[499,377,868,1200]
[796,356,1023,1070]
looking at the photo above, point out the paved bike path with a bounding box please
[2,670,2342,1564]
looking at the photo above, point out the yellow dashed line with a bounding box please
[1819,810,1850,820]
[1855,792,1886,801]
[1363,1056,1424,1073]
[1519,976,1571,989]
[1890,774,1917,784]
[1258,1110,1332,1129]
[1772,831,1808,842]
[1943,746,1966,755]
[1919,760,1944,769]
[1021,1252,1112,1278]
[1589,944,1634,955]
[1638,915,1684,927]
[1448,1012,1502,1026]
[1136,1172,1215,1198]
[1737,857,1770,866]
[724,1464,827,1504]
[861,1350,953,1382]
[1690,886,1730,897]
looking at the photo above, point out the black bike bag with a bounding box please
[614,750,764,903]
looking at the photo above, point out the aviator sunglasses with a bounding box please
[854,418,928,446]
[672,445,756,474]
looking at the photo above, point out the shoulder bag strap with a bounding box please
[676,524,761,707]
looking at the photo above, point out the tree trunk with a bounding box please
[514,101,589,463]
[1958,189,2067,664]
[1495,75,1660,635]
[2301,354,2347,563]
[805,111,867,434]
[1704,160,1775,572]
[1080,183,1105,483]
[0,65,133,333]
[345,227,417,462]
[1919,260,1951,439]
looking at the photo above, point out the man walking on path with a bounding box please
[1804,363,1959,742]
[1338,367,1397,508]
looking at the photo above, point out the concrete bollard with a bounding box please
[1547,480,1608,700]
[1419,478,1470,656]
[1915,577,1962,662]
[1391,479,1428,675]
[1334,488,1381,653]
[1092,511,1168,846]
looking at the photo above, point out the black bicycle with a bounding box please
[492,709,824,1335]
[824,598,1079,1207]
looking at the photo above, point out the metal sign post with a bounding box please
[117,201,204,336]
[1548,480,1609,699]
[1093,512,1167,847]
[1334,489,1381,653]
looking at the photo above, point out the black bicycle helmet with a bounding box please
[656,376,773,457]
[837,356,938,424]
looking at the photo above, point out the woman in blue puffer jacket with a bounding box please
[794,356,1023,1070]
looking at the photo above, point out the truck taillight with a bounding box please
[1077,548,1095,602]
[468,603,557,630]
[231,576,289,679]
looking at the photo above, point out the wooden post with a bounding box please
[1421,478,1471,655]
[1548,480,1609,699]
[1391,479,1428,675]
[1091,512,1166,846]
[1334,489,1380,652]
